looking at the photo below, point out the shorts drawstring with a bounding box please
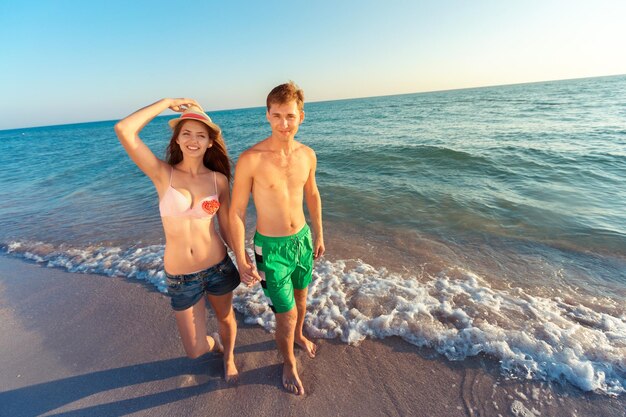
[292,235,303,271]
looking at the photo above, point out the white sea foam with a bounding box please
[236,258,626,396]
[4,240,168,293]
[3,240,625,396]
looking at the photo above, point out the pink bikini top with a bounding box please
[159,168,221,218]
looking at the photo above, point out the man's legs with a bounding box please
[294,287,317,358]
[255,226,315,395]
[275,307,304,395]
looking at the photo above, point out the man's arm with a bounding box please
[304,149,325,259]
[229,151,261,286]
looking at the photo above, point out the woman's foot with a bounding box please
[212,332,238,383]
[224,355,239,384]
[210,332,224,353]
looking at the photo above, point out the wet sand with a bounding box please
[0,254,623,417]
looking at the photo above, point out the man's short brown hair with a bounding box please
[266,81,304,112]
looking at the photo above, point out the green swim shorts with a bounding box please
[254,224,314,314]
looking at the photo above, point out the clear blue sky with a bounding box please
[1,0,625,129]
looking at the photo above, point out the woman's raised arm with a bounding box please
[114,98,199,181]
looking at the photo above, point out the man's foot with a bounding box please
[224,356,239,384]
[282,363,304,395]
[295,335,317,358]
[210,332,224,354]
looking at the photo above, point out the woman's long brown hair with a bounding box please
[165,120,232,182]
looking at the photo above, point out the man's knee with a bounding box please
[275,306,297,327]
[293,288,309,305]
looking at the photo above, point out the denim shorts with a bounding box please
[165,255,240,311]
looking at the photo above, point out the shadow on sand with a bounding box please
[0,354,278,417]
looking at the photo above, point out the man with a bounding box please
[230,81,325,395]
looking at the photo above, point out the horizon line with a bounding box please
[2,72,624,132]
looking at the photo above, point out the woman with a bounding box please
[115,98,240,382]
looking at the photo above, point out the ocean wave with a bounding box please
[2,240,625,396]
[237,259,625,396]
[2,240,168,293]
[323,144,504,178]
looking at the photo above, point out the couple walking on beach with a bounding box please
[114,81,324,396]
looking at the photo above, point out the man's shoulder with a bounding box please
[295,141,316,159]
[239,140,270,162]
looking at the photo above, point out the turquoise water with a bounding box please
[1,75,625,395]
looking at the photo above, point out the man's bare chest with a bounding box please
[255,156,309,189]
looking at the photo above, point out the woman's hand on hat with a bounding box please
[167,98,200,113]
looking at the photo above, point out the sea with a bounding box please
[1,75,624,397]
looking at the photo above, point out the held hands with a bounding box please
[167,98,201,113]
[238,255,262,287]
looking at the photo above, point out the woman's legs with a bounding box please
[173,297,221,359]
[207,292,239,382]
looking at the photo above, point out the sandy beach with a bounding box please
[0,254,624,417]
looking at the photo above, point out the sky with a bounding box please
[1,0,625,130]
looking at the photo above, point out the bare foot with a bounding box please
[224,356,239,384]
[211,333,238,383]
[295,335,317,358]
[282,363,304,395]
[210,332,224,354]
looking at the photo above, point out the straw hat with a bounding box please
[168,105,221,134]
